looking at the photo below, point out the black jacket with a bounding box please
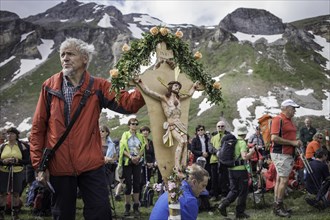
[191,134,210,163]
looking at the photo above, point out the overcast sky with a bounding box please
[1,0,329,26]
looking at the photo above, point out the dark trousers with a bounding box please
[219,163,230,197]
[123,163,142,195]
[224,169,249,214]
[210,163,220,197]
[50,166,112,220]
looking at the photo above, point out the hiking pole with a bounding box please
[254,145,266,206]
[247,160,258,209]
[296,147,320,191]
[7,164,14,220]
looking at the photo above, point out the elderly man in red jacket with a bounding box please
[30,38,145,220]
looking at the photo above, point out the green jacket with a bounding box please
[119,131,146,166]
[210,131,227,164]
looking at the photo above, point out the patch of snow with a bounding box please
[12,39,54,81]
[233,32,282,44]
[133,14,165,26]
[60,19,68,22]
[0,56,15,67]
[295,89,313,96]
[127,23,144,39]
[312,32,330,70]
[20,31,35,42]
[97,13,113,28]
[197,98,214,116]
[85,18,94,22]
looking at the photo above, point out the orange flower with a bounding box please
[175,30,183,38]
[122,43,130,52]
[213,82,222,90]
[109,69,119,78]
[194,51,202,60]
[160,27,169,36]
[150,27,159,35]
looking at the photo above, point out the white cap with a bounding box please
[281,99,300,108]
[237,125,248,135]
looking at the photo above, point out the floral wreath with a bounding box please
[109,26,223,105]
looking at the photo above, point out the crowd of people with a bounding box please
[0,36,329,220]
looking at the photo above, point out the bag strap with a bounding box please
[52,77,94,152]
[38,77,94,171]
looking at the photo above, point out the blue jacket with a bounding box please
[150,180,198,220]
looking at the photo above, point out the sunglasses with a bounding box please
[217,125,225,128]
[130,123,139,126]
[197,129,204,131]
[318,137,323,140]
[100,130,106,133]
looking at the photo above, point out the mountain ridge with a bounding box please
[0,0,329,136]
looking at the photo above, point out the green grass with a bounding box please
[10,183,330,220]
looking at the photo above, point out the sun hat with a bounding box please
[237,125,248,135]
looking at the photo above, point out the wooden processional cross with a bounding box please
[137,42,195,219]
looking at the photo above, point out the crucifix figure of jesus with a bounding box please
[134,77,199,176]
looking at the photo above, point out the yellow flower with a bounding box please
[160,27,168,36]
[150,27,159,35]
[194,51,202,60]
[122,43,130,52]
[213,81,222,90]
[109,69,119,78]
[175,30,183,38]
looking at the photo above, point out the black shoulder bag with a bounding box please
[38,77,94,172]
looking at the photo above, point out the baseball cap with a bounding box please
[281,99,300,108]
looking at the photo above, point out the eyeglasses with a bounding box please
[217,125,225,128]
[130,123,139,126]
[197,129,204,131]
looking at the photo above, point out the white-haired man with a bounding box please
[30,38,145,220]
[270,99,302,217]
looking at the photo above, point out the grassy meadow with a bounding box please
[6,181,330,220]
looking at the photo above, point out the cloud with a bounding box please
[1,0,329,26]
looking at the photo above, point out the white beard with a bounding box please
[63,68,75,77]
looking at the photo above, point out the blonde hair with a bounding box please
[187,164,209,183]
[313,132,323,141]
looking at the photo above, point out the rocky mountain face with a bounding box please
[0,0,329,131]
[220,8,286,34]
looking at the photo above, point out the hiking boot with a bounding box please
[236,212,250,219]
[210,196,219,202]
[13,208,20,220]
[0,210,4,220]
[133,203,140,215]
[124,204,131,216]
[254,188,262,194]
[218,201,228,217]
[274,202,291,218]
[305,198,323,210]
[115,194,121,201]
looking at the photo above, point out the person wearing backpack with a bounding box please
[0,127,30,220]
[218,125,256,219]
[270,99,303,218]
[209,120,230,201]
